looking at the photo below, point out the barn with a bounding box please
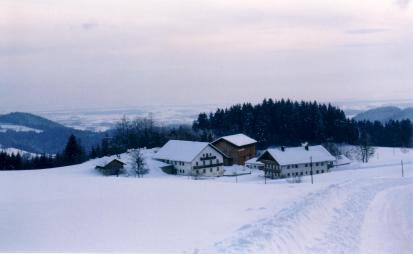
[212,133,257,165]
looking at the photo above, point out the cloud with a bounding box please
[346,28,390,34]
[394,0,411,9]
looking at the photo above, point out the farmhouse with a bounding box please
[212,133,257,165]
[257,145,335,178]
[154,140,226,177]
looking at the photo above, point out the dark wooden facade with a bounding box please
[96,159,125,176]
[258,151,281,179]
[212,139,256,166]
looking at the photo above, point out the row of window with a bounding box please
[178,167,221,174]
[287,169,325,177]
[266,164,279,170]
[195,167,220,174]
[286,162,325,169]
[166,160,185,166]
[195,159,220,166]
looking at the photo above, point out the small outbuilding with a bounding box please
[245,157,264,170]
[95,159,125,176]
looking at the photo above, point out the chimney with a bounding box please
[302,142,309,151]
[281,146,285,152]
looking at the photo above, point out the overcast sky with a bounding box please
[0,0,412,110]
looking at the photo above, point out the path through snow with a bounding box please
[200,177,412,254]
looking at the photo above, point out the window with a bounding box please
[196,170,199,174]
[203,169,206,173]
[295,165,298,168]
[316,170,319,174]
[305,164,308,167]
[321,170,324,173]
[210,168,212,173]
[315,162,319,166]
[287,173,290,177]
[300,172,303,176]
[320,162,324,166]
[216,159,219,164]
[203,160,205,165]
[287,165,290,169]
[196,161,198,166]
[217,167,219,171]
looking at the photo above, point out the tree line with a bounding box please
[1,116,201,170]
[193,99,412,148]
[88,116,204,159]
[0,134,87,170]
[2,99,411,170]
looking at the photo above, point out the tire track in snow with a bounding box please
[196,178,411,254]
[308,179,411,254]
[196,183,348,253]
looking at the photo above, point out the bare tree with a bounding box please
[358,131,375,163]
[129,149,148,177]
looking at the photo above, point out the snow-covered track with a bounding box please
[201,178,412,254]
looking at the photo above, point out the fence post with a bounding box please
[401,160,404,177]
[310,156,314,184]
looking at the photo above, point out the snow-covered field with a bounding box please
[0,147,412,253]
[0,124,43,133]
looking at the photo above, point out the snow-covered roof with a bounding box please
[153,140,211,163]
[259,145,335,166]
[245,157,264,165]
[335,154,352,166]
[214,134,257,147]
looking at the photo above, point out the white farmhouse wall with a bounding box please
[280,162,330,177]
[191,146,224,177]
[161,145,224,176]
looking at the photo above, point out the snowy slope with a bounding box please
[0,145,39,158]
[0,147,412,253]
[0,124,43,133]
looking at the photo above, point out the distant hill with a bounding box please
[0,112,104,154]
[353,106,413,122]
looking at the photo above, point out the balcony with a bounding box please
[200,156,217,161]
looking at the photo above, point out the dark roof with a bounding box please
[96,159,126,169]
[109,159,126,165]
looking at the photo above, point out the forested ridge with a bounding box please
[193,99,412,148]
